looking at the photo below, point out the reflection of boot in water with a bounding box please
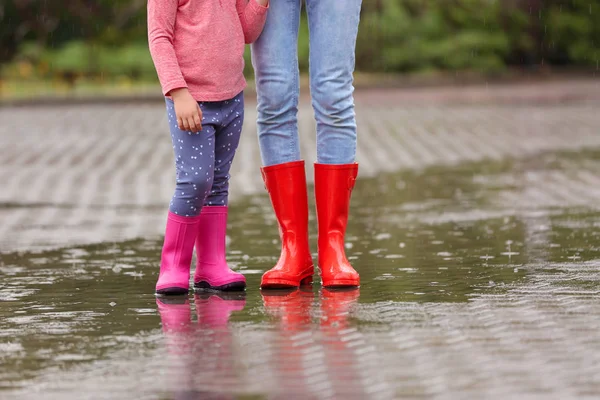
[156,294,246,400]
[262,289,316,398]
[157,295,192,346]
[156,296,195,398]
[320,288,365,399]
[191,293,247,399]
[262,288,314,327]
[320,288,359,330]
[195,292,246,329]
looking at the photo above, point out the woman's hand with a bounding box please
[255,0,268,6]
[170,88,203,132]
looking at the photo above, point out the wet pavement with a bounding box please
[2,150,600,398]
[1,81,600,253]
[2,83,600,399]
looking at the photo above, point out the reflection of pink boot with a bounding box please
[192,293,246,396]
[194,292,246,329]
[156,296,192,367]
[156,212,200,295]
[194,206,246,292]
[156,296,195,397]
[156,296,192,334]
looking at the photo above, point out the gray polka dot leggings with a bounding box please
[166,91,244,217]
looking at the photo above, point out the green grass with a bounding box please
[0,78,162,100]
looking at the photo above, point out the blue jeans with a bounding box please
[251,0,362,166]
[166,92,244,216]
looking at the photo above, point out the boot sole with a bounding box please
[155,287,189,296]
[194,280,246,292]
[260,275,313,290]
[322,279,360,288]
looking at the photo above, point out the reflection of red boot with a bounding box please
[262,288,314,327]
[262,289,315,396]
[320,288,360,329]
[320,288,364,398]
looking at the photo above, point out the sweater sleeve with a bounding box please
[147,0,188,96]
[237,0,269,44]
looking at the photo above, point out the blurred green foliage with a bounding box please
[357,0,531,73]
[543,0,600,66]
[1,0,598,84]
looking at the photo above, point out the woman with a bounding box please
[251,0,362,288]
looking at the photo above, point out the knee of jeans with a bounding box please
[311,80,354,123]
[257,80,297,118]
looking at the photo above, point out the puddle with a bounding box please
[2,150,600,398]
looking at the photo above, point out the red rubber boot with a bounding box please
[260,161,314,289]
[314,163,360,288]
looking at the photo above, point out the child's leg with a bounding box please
[167,99,217,216]
[204,91,244,206]
[194,92,246,292]
[156,99,217,295]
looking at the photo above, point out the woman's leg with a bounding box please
[251,0,313,289]
[306,0,362,164]
[250,0,302,167]
[306,0,362,288]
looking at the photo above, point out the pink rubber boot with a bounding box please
[193,206,246,291]
[156,212,201,295]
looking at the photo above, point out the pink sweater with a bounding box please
[148,0,268,101]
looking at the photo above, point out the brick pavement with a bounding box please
[1,80,599,252]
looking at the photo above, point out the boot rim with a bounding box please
[261,160,305,173]
[314,162,358,170]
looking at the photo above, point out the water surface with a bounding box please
[2,150,600,399]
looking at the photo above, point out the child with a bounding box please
[148,0,269,295]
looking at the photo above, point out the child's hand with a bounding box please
[170,88,203,132]
[255,0,268,6]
